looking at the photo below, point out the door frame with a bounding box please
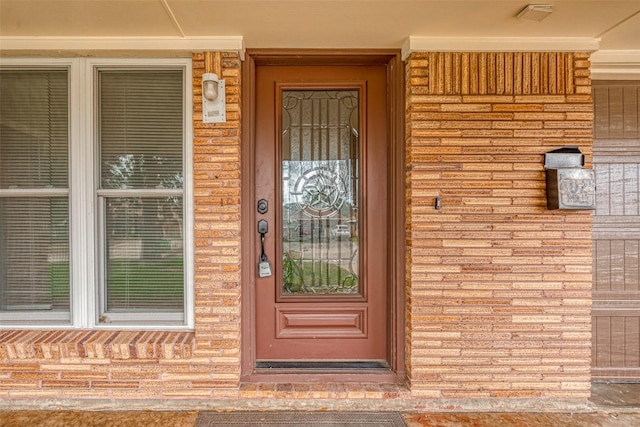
[240,49,405,383]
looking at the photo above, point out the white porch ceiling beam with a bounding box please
[0,36,246,60]
[591,50,640,80]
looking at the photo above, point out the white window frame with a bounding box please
[0,57,194,330]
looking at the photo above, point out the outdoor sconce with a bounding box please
[545,147,595,210]
[202,72,226,123]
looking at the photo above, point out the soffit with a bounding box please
[0,0,639,51]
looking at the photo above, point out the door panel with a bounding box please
[255,65,388,362]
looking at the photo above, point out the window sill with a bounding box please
[0,329,194,360]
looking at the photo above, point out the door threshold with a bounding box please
[256,360,390,370]
[248,360,399,382]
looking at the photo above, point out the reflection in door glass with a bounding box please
[281,90,359,295]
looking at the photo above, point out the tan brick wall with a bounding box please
[1,50,595,405]
[405,52,593,399]
[191,51,243,396]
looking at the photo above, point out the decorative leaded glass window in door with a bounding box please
[281,90,360,295]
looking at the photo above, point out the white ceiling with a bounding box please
[0,0,639,52]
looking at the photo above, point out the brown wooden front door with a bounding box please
[253,63,388,364]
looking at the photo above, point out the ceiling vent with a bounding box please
[517,4,553,22]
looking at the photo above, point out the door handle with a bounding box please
[257,220,272,278]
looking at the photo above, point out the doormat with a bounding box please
[195,411,406,427]
[255,361,389,370]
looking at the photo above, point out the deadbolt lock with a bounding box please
[257,199,268,214]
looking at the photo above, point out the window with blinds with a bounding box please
[97,70,185,321]
[0,58,191,328]
[0,69,70,316]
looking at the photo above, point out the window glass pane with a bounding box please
[281,90,360,295]
[98,69,184,316]
[0,69,70,313]
[0,70,69,189]
[0,198,70,311]
[104,196,183,311]
[99,70,183,190]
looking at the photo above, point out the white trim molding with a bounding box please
[402,36,601,60]
[590,50,640,80]
[0,36,246,60]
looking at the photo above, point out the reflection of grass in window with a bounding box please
[283,255,357,294]
[49,263,70,309]
[48,259,183,310]
[107,258,184,310]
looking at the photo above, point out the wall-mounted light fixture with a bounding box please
[516,4,552,22]
[544,147,595,210]
[202,72,226,123]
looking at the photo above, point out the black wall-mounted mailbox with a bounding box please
[545,147,595,210]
